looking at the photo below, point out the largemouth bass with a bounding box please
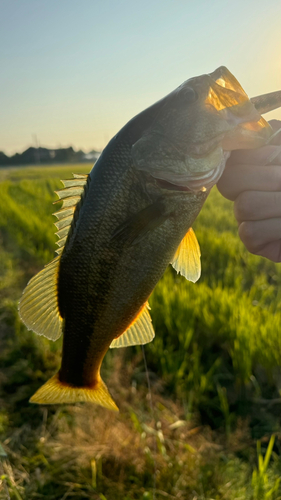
[19,67,281,411]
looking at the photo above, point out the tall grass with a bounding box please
[0,163,281,498]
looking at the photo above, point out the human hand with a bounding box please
[217,120,281,262]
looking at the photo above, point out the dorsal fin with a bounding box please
[110,302,155,348]
[53,174,89,255]
[19,256,63,341]
[171,228,201,283]
[19,173,89,341]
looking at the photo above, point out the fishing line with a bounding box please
[141,345,156,500]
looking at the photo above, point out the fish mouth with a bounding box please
[133,66,281,194]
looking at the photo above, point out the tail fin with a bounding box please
[30,373,119,412]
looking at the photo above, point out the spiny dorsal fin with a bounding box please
[19,256,63,341]
[171,228,201,283]
[110,302,155,348]
[53,173,89,255]
[19,173,89,340]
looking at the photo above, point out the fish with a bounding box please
[19,66,281,411]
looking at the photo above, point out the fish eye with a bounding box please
[176,86,198,104]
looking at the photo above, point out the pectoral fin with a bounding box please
[112,201,167,245]
[171,228,201,283]
[110,302,155,348]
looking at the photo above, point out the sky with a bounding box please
[1,0,281,155]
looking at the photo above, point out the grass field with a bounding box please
[0,163,281,499]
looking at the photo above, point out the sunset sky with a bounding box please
[1,0,281,155]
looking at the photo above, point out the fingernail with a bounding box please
[267,127,281,146]
[266,145,281,165]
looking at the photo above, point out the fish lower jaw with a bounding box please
[154,151,230,193]
[184,150,230,192]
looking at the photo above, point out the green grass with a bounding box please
[1,163,281,499]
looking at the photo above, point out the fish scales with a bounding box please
[58,131,207,388]
[19,66,281,410]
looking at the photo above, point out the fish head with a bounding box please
[132,66,276,192]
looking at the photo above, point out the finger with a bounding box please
[234,191,281,222]
[238,218,281,259]
[253,240,281,262]
[228,145,281,166]
[217,164,281,201]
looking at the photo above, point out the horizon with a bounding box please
[1,0,281,155]
[1,143,101,158]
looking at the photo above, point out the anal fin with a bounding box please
[110,302,155,348]
[171,228,201,283]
